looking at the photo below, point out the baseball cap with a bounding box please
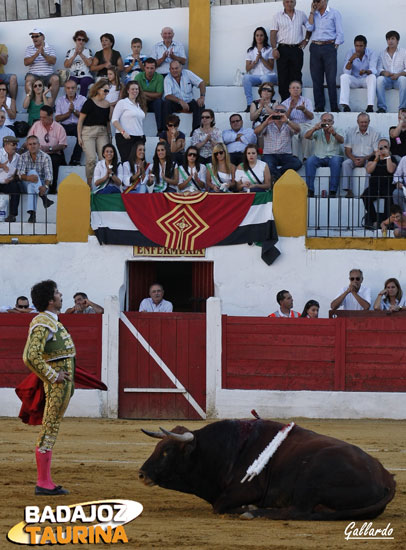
[3,135,19,143]
[29,28,44,36]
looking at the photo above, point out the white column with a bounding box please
[206,297,222,418]
[101,295,120,418]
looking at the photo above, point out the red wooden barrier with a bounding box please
[0,314,102,388]
[223,316,406,392]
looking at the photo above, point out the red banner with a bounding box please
[121,192,255,250]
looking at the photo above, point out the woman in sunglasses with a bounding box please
[250,82,276,151]
[64,30,94,97]
[23,78,53,127]
[206,144,235,193]
[373,278,406,312]
[0,82,16,127]
[235,144,271,192]
[191,109,222,164]
[159,114,185,165]
[178,145,206,194]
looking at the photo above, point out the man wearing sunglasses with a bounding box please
[0,135,22,223]
[330,269,371,311]
[24,28,60,104]
[222,113,256,166]
[0,296,35,313]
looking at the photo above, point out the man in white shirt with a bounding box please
[222,114,256,166]
[330,269,371,311]
[154,27,186,76]
[139,283,173,313]
[270,0,309,101]
[0,135,22,222]
[376,30,406,113]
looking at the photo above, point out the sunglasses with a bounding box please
[350,277,361,281]
[33,83,43,88]
[262,88,273,92]
[76,38,86,41]
[18,304,29,308]
[214,151,224,156]
[230,119,241,123]
[167,123,176,127]
[31,34,41,39]
[274,109,286,113]
[379,146,388,150]
[201,115,211,119]
[102,89,109,93]
[188,152,197,157]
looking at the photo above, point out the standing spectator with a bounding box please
[154,27,186,76]
[242,27,277,112]
[373,278,406,311]
[222,113,256,166]
[254,104,302,181]
[389,108,406,160]
[112,81,146,163]
[16,135,53,223]
[139,283,173,312]
[24,29,60,104]
[0,111,15,141]
[134,58,165,134]
[159,114,185,166]
[376,30,406,113]
[282,80,314,161]
[235,144,271,192]
[124,38,147,83]
[121,142,151,194]
[269,290,300,318]
[29,105,67,193]
[163,61,206,133]
[92,143,122,194]
[23,78,52,127]
[206,143,236,193]
[0,82,16,127]
[55,79,86,166]
[177,145,206,193]
[330,269,371,311]
[77,79,111,186]
[362,138,397,230]
[191,109,222,165]
[90,33,124,78]
[340,35,377,113]
[304,112,344,197]
[306,0,344,112]
[300,300,320,318]
[270,0,310,102]
[392,155,406,210]
[0,41,18,99]
[65,292,104,314]
[148,142,178,193]
[0,135,21,223]
[342,113,380,197]
[64,30,94,98]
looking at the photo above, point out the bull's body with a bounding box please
[139,419,395,520]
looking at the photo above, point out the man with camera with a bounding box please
[304,112,344,197]
[254,104,302,181]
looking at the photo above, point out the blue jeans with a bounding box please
[305,155,343,192]
[309,43,338,111]
[242,73,278,105]
[262,153,302,181]
[376,75,406,111]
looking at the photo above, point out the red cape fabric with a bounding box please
[15,368,107,426]
[122,192,254,250]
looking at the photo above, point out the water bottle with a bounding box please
[0,196,7,222]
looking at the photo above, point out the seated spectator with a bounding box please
[269,290,300,318]
[124,38,147,83]
[29,105,67,193]
[16,135,53,224]
[380,204,406,238]
[191,109,222,164]
[330,269,371,311]
[23,77,52,127]
[300,300,319,318]
[0,135,22,223]
[250,82,276,151]
[373,278,406,311]
[64,30,94,98]
[55,79,86,166]
[393,155,406,210]
[254,104,302,182]
[0,111,15,141]
[304,113,344,197]
[222,113,256,167]
[112,81,146,163]
[376,30,406,113]
[148,142,178,193]
[243,27,277,112]
[282,80,314,161]
[340,35,377,113]
[64,292,104,314]
[342,113,380,198]
[92,143,122,194]
[159,114,185,166]
[0,296,35,313]
[0,82,16,127]
[134,58,164,134]
[90,33,124,78]
[0,42,18,99]
[206,143,235,193]
[154,27,186,76]
[105,67,122,108]
[24,29,59,104]
[139,283,173,312]
[121,142,151,194]
[362,139,397,230]
[389,108,406,160]
[178,145,206,193]
[235,144,271,192]
[163,60,205,133]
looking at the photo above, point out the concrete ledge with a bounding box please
[306,237,406,250]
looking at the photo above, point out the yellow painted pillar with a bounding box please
[189,0,210,83]
[56,174,90,242]
[273,171,307,237]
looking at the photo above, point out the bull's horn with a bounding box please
[141,428,166,439]
[159,427,194,442]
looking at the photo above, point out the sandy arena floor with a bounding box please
[1,417,405,549]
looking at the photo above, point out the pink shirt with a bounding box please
[29,120,67,149]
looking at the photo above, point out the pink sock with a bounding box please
[35,447,56,489]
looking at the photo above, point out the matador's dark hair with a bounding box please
[31,279,57,312]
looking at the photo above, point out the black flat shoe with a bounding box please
[35,485,69,495]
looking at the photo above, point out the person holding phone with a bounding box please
[373,278,406,311]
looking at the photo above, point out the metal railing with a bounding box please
[0,192,56,235]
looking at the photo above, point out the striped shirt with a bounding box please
[377,47,406,75]
[262,122,295,155]
[17,149,53,183]
[24,42,57,76]
[271,9,308,45]
[281,95,313,123]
